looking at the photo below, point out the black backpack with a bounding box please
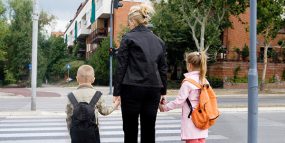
[68,91,102,143]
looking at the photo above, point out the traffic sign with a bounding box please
[66,64,71,69]
[28,64,32,70]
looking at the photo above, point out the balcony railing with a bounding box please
[90,28,108,43]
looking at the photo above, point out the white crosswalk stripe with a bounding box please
[0,113,228,143]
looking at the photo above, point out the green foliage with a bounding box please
[269,75,278,83]
[152,0,195,68]
[207,77,223,88]
[257,0,285,42]
[151,0,248,74]
[177,0,248,51]
[241,45,249,60]
[233,66,241,82]
[0,0,61,86]
[5,0,33,83]
[167,80,180,89]
[258,0,285,90]
[282,69,285,80]
[268,49,280,63]
[4,69,16,85]
[68,60,86,79]
[225,76,248,83]
[117,25,130,44]
[88,37,115,85]
[39,11,56,29]
[0,0,7,61]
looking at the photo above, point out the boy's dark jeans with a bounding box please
[121,85,161,143]
[70,125,100,143]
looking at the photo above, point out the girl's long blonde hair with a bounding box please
[185,51,208,83]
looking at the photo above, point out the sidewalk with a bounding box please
[1,86,285,116]
[1,86,285,97]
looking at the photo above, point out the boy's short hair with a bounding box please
[76,65,95,83]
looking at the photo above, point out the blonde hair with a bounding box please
[76,65,95,83]
[128,4,155,26]
[185,51,208,83]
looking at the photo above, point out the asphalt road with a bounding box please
[0,111,284,143]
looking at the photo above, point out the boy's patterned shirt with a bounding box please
[65,84,115,131]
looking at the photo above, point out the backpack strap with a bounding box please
[67,92,78,106]
[183,78,202,118]
[183,78,202,89]
[186,98,193,118]
[89,91,102,108]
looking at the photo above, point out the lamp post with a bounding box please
[31,0,39,111]
[109,0,123,95]
[248,0,258,143]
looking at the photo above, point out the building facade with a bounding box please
[64,0,144,59]
[208,8,285,81]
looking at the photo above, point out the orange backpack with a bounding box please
[183,78,220,130]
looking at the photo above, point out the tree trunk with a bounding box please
[260,45,268,91]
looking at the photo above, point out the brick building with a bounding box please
[208,9,285,81]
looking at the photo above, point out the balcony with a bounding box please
[77,20,91,41]
[96,0,111,19]
[90,28,108,43]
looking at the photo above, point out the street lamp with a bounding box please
[109,0,123,95]
[31,0,39,111]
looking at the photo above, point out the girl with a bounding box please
[160,51,208,143]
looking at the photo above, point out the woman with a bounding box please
[113,4,167,143]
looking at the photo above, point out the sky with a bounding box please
[39,0,84,33]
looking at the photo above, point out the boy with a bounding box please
[66,65,120,143]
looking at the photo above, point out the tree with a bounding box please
[88,37,115,85]
[4,0,56,86]
[151,0,248,79]
[0,0,7,61]
[44,36,69,81]
[258,0,285,91]
[152,0,196,79]
[5,0,33,84]
[178,0,248,52]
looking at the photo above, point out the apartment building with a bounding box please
[64,0,144,59]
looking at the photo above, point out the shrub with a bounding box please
[283,70,285,81]
[88,37,116,85]
[233,66,241,82]
[4,69,16,85]
[49,59,85,82]
[207,77,223,88]
[242,44,249,61]
[167,80,180,89]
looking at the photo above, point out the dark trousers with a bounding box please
[70,126,100,143]
[121,85,161,143]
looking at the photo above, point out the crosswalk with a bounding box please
[0,113,228,143]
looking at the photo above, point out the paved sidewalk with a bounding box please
[1,86,285,97]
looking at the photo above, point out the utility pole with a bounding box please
[109,0,114,95]
[31,0,39,111]
[109,0,123,95]
[248,0,258,143]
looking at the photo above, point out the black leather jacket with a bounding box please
[113,25,167,96]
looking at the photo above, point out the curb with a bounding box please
[1,107,285,117]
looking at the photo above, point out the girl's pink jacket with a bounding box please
[163,71,208,140]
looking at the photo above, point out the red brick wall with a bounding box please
[113,1,141,46]
[208,61,285,80]
[223,8,285,60]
